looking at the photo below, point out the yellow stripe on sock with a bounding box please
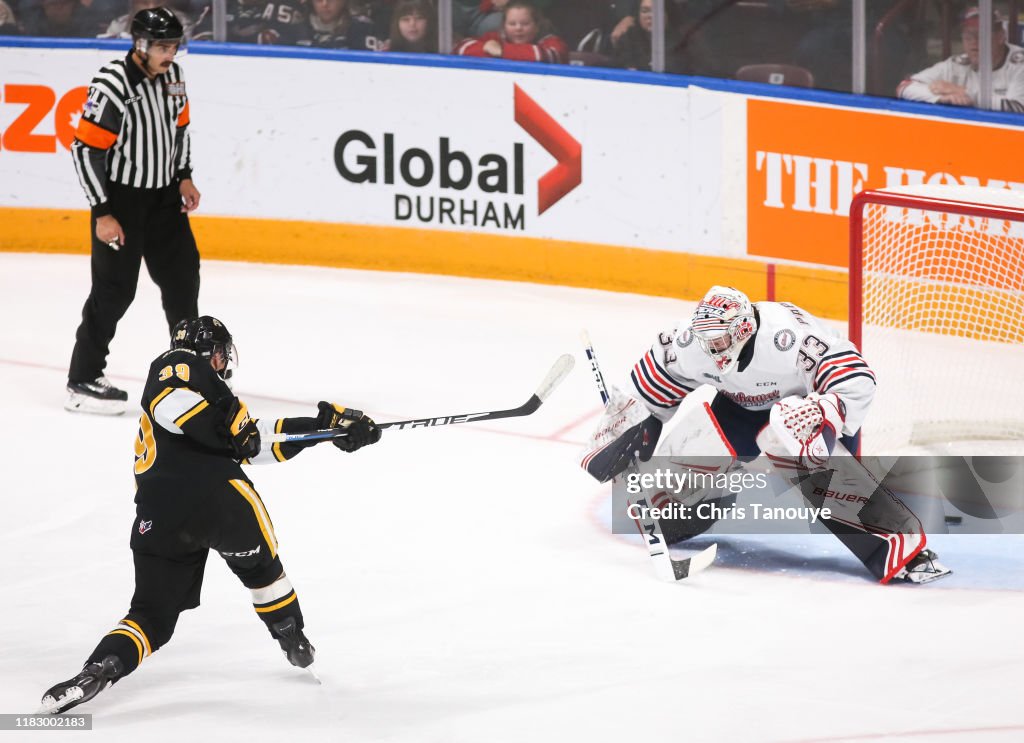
[108,629,143,666]
[254,592,297,614]
[121,619,152,657]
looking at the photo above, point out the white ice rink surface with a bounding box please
[1,253,1022,743]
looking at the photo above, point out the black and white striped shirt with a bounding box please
[71,52,192,215]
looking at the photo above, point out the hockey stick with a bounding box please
[581,330,610,406]
[263,354,575,444]
[581,330,716,581]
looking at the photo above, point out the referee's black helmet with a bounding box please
[131,7,184,44]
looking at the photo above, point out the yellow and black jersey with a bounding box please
[133,348,321,492]
[134,348,238,487]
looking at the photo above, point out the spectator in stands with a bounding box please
[455,0,565,63]
[193,0,307,44]
[0,0,17,34]
[452,0,475,36]
[612,0,652,70]
[81,0,124,28]
[349,0,392,39]
[608,0,702,74]
[382,0,436,53]
[543,0,634,56]
[100,1,194,38]
[297,0,380,49]
[21,0,99,36]
[897,7,1024,112]
[464,0,551,38]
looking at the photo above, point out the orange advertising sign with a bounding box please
[747,98,1024,267]
[0,84,87,153]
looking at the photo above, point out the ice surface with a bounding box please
[1,254,1021,742]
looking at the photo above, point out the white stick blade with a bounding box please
[535,354,575,401]
[681,543,718,578]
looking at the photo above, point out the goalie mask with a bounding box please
[690,286,757,374]
[171,316,237,382]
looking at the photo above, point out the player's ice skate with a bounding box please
[64,376,128,415]
[273,617,320,683]
[39,655,123,714]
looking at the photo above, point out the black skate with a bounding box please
[40,655,123,714]
[65,376,128,416]
[894,548,952,584]
[272,617,315,669]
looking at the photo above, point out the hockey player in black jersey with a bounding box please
[41,316,381,714]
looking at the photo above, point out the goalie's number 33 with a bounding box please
[797,334,830,372]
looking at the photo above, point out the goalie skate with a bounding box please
[893,549,952,584]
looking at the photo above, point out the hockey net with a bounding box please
[850,185,1024,454]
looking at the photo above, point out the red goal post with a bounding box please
[848,185,1024,452]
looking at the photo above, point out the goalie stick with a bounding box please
[581,330,717,582]
[263,354,575,444]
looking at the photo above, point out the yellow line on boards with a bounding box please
[0,207,848,320]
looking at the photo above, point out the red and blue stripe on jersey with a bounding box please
[631,350,694,409]
[813,350,876,394]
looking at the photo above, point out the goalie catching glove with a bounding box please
[758,392,846,469]
[316,402,382,453]
[580,387,662,483]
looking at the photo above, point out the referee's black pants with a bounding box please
[69,181,200,384]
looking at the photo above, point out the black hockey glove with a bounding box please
[226,398,261,460]
[316,402,382,453]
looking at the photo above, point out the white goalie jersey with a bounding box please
[630,301,876,437]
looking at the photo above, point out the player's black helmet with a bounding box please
[171,316,236,379]
[131,7,184,45]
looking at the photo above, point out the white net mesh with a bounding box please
[855,186,1024,454]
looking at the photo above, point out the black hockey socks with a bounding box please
[87,617,156,677]
[249,574,315,668]
[250,573,305,636]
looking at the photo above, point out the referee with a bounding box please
[66,6,201,416]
